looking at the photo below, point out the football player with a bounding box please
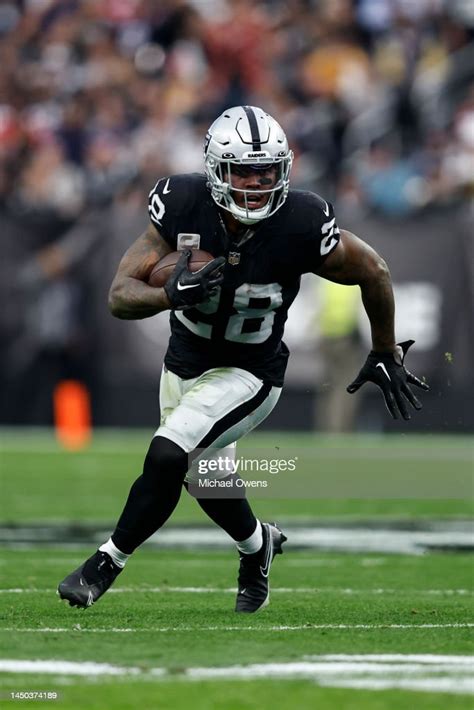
[58,106,428,612]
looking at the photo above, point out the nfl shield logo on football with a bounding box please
[228,251,241,266]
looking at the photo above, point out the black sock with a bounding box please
[112,437,188,554]
[185,478,257,541]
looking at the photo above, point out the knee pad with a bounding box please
[143,436,188,481]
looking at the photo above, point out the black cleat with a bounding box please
[235,522,287,613]
[58,551,122,608]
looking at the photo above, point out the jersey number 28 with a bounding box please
[175,283,283,344]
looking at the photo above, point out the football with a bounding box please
[148,249,215,288]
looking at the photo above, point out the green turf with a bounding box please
[1,429,473,708]
[1,430,473,523]
[1,681,471,710]
[0,548,473,708]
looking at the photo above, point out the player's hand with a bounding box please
[164,250,226,310]
[346,340,429,420]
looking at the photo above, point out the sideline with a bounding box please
[1,522,473,553]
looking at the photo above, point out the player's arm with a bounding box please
[108,223,173,319]
[318,229,395,352]
[108,222,226,319]
[317,229,429,419]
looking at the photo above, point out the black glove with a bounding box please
[347,340,429,420]
[164,250,226,310]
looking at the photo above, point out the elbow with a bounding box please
[365,254,390,285]
[375,255,390,281]
[108,282,126,318]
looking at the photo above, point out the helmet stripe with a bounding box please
[243,106,261,150]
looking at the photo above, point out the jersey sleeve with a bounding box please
[148,176,178,248]
[149,173,206,249]
[302,195,341,274]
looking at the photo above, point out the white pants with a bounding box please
[155,366,282,483]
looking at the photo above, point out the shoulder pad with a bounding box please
[148,173,207,231]
[286,189,335,224]
[278,189,341,272]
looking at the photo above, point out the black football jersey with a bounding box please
[148,173,340,386]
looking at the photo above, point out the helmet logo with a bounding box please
[222,152,236,158]
[246,152,267,158]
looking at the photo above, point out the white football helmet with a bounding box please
[204,106,293,225]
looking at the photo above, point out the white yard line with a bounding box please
[0,586,472,595]
[304,654,474,663]
[1,656,472,695]
[184,659,474,678]
[2,623,473,633]
[0,660,147,676]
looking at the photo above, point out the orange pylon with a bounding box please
[54,380,92,450]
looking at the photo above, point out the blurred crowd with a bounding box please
[1,0,473,424]
[2,0,473,216]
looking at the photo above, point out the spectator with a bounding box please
[316,280,362,433]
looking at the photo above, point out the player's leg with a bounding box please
[112,435,189,552]
[57,435,189,607]
[101,366,270,559]
[187,475,287,613]
[158,366,287,612]
[182,442,258,544]
[58,369,190,608]
[160,367,277,545]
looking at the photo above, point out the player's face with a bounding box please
[226,164,278,210]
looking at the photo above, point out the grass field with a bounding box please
[2,430,473,522]
[1,430,473,709]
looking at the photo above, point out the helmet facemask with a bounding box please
[205,155,292,225]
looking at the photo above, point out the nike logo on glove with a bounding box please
[177,282,200,291]
[376,362,392,381]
